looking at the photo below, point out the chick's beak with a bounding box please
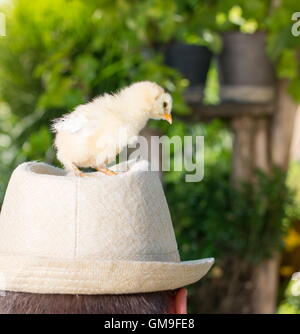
[164,113,172,124]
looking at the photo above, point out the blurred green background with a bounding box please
[1,0,300,313]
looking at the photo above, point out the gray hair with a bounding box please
[0,290,176,314]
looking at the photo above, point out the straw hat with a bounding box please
[0,160,214,295]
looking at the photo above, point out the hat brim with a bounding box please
[0,255,214,294]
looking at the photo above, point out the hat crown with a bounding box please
[0,161,180,263]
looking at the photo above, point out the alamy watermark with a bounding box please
[102,131,204,182]
[291,12,300,36]
[291,272,300,297]
[0,12,6,37]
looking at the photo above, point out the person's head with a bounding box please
[0,288,187,314]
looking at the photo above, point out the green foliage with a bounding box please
[214,0,272,33]
[266,0,300,102]
[203,60,220,105]
[212,0,300,102]
[168,168,293,263]
[278,275,300,314]
[171,0,222,53]
[211,0,300,102]
[165,122,295,263]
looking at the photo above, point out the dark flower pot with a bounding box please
[164,41,213,102]
[218,32,275,103]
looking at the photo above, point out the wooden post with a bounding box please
[251,254,280,313]
[228,80,298,314]
[231,116,255,186]
[271,80,298,169]
[253,118,270,173]
[250,80,298,314]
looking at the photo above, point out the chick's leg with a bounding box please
[65,162,89,177]
[96,166,117,176]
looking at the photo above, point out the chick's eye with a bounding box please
[163,102,168,108]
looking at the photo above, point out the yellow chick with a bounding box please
[52,81,172,176]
